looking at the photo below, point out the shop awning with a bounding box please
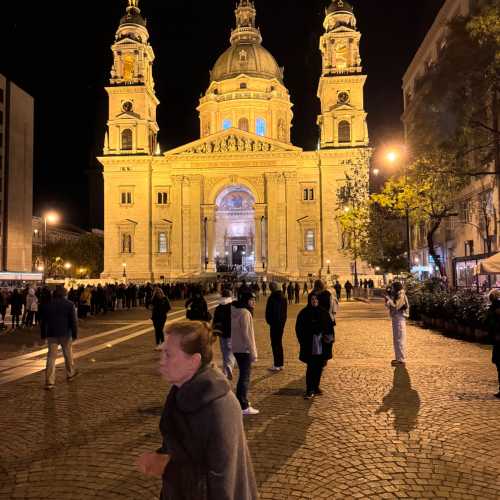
[479,252,500,274]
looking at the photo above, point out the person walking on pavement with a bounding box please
[151,287,172,351]
[213,288,236,380]
[136,321,259,500]
[485,289,500,398]
[40,286,79,390]
[231,292,259,415]
[9,289,23,329]
[384,282,410,367]
[286,282,294,305]
[25,288,38,328]
[265,282,288,372]
[262,281,267,297]
[294,282,300,304]
[295,292,335,399]
[303,281,309,297]
[344,280,353,301]
[334,281,342,302]
[0,289,9,329]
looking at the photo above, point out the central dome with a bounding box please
[210,42,283,83]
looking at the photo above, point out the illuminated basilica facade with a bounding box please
[99,0,370,281]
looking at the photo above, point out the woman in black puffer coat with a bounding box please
[295,292,335,400]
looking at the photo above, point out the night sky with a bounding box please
[0,0,445,229]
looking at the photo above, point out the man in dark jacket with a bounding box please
[137,321,258,500]
[212,289,235,379]
[40,286,79,390]
[265,282,287,371]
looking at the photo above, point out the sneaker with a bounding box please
[44,384,55,391]
[154,344,163,351]
[242,406,260,416]
[303,392,315,400]
[267,366,281,372]
[67,370,81,382]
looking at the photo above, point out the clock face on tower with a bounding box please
[122,101,133,113]
[338,92,349,104]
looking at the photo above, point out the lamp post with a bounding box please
[42,211,60,281]
[122,262,127,279]
[385,147,412,273]
[326,259,331,274]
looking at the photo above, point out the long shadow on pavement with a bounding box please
[376,366,421,433]
[245,376,314,487]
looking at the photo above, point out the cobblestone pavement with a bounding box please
[0,299,499,499]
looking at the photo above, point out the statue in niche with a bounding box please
[221,139,228,153]
[245,139,253,152]
[237,138,245,151]
[213,141,221,153]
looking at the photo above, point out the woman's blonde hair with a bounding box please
[166,320,216,366]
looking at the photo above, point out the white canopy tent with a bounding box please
[479,252,500,274]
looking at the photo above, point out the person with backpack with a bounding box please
[212,289,235,380]
[384,282,410,366]
[185,287,211,322]
[265,282,288,372]
[333,281,342,301]
[344,280,353,301]
[151,287,172,351]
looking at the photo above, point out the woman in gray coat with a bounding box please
[137,320,258,500]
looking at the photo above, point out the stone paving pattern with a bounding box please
[0,299,499,499]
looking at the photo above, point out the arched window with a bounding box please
[338,121,351,143]
[122,129,133,150]
[277,118,286,141]
[122,233,133,254]
[222,119,232,130]
[238,118,249,132]
[256,118,266,137]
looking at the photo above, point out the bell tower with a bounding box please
[317,0,368,149]
[104,0,159,156]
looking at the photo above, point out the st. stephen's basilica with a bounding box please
[99,0,370,281]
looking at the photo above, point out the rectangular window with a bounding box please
[256,118,266,137]
[305,230,315,251]
[303,189,309,201]
[309,189,314,201]
[157,191,168,205]
[158,232,168,254]
[121,191,132,205]
[303,187,315,201]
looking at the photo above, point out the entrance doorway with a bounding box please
[215,186,255,272]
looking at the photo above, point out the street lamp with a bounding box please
[122,262,127,278]
[326,259,331,274]
[64,262,72,277]
[384,146,412,273]
[42,211,60,280]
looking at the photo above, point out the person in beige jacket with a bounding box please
[231,292,259,416]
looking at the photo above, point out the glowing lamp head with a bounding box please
[386,151,398,164]
[45,212,60,224]
[64,263,72,270]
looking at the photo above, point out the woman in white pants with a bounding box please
[385,282,410,366]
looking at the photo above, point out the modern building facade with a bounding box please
[0,75,34,273]
[99,0,370,281]
[402,0,499,288]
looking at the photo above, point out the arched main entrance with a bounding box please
[215,186,255,272]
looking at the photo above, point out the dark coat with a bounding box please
[186,296,211,321]
[158,367,258,500]
[39,298,78,340]
[295,303,334,364]
[265,291,287,329]
[213,302,232,338]
[9,292,24,315]
[151,296,172,322]
[485,299,500,365]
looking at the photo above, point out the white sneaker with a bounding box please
[267,366,281,372]
[154,344,163,351]
[242,406,260,416]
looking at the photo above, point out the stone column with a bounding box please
[171,175,185,275]
[265,173,280,273]
[284,172,299,277]
[202,205,216,272]
[254,204,266,272]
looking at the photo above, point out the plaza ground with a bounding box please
[0,298,499,499]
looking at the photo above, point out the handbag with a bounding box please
[31,302,38,312]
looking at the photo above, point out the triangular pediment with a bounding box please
[116,110,141,119]
[164,128,302,156]
[330,102,354,111]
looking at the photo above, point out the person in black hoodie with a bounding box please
[136,321,258,500]
[212,288,235,379]
[295,292,335,399]
[151,287,172,351]
[185,287,211,322]
[485,290,500,399]
[265,282,288,372]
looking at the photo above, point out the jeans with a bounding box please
[391,313,407,362]
[153,319,166,345]
[46,337,76,386]
[306,356,324,393]
[219,337,236,378]
[233,352,252,410]
[270,325,285,368]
